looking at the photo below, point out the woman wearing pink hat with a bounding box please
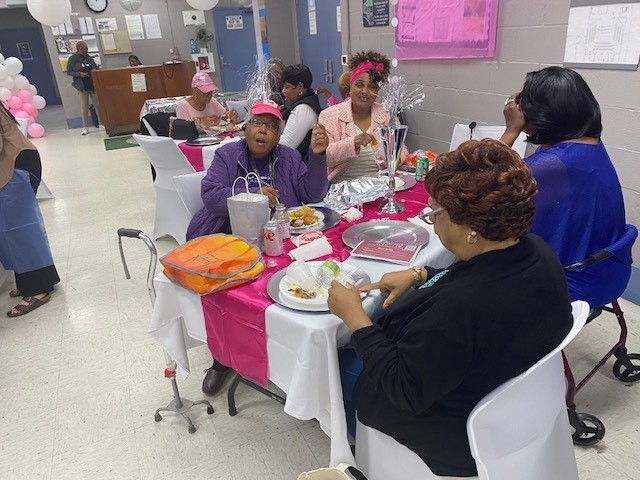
[176,72,239,129]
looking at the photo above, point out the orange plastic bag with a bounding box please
[160,234,265,295]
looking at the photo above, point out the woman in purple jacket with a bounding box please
[186,99,330,241]
[186,100,330,395]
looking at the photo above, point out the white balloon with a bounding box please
[1,76,15,91]
[120,0,143,11]
[0,53,4,65]
[29,84,38,95]
[13,74,30,89]
[27,0,72,27]
[230,0,252,6]
[0,65,7,81]
[0,87,11,101]
[186,0,220,9]
[3,57,23,76]
[32,95,47,110]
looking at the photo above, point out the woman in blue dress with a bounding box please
[500,66,631,308]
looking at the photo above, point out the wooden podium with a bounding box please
[93,62,196,136]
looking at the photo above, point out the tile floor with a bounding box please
[0,106,638,479]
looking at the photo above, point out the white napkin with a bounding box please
[289,237,333,262]
[342,207,363,223]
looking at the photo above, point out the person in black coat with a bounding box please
[328,139,573,477]
[279,64,323,160]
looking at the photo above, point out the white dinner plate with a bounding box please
[267,262,371,312]
[287,207,325,232]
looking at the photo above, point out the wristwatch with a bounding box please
[410,267,424,289]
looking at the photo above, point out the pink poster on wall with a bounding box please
[395,0,499,60]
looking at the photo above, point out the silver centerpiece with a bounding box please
[378,124,408,213]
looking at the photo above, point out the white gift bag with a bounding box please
[297,463,367,480]
[227,172,270,250]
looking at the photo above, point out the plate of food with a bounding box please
[287,205,325,231]
[286,206,342,234]
[204,123,244,135]
[185,136,222,146]
[266,261,371,312]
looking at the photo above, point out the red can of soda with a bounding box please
[263,220,283,256]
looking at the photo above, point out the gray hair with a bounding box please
[245,111,285,135]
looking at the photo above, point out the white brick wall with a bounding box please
[341,0,640,264]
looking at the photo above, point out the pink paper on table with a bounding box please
[395,0,498,60]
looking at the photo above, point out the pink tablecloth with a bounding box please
[201,184,428,385]
[177,142,205,172]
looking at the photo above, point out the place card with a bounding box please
[350,240,420,265]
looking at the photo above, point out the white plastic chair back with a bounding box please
[449,124,528,159]
[226,99,249,122]
[133,134,195,244]
[142,117,158,136]
[16,117,29,136]
[467,300,589,480]
[356,419,469,479]
[15,117,56,200]
[173,171,206,218]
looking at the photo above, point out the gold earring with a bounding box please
[467,231,478,244]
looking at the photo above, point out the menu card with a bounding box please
[350,240,421,265]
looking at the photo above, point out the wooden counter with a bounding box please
[93,62,196,136]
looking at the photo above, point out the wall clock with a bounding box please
[85,0,108,13]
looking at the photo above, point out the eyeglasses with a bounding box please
[248,117,280,133]
[419,206,445,225]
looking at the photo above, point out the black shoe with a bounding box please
[202,366,231,395]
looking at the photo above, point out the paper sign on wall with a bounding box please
[143,14,162,39]
[96,18,118,32]
[226,15,244,29]
[125,15,145,40]
[131,73,147,92]
[309,11,317,35]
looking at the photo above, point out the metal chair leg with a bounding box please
[227,373,286,416]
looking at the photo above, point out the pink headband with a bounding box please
[349,61,385,86]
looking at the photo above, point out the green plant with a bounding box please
[195,26,213,48]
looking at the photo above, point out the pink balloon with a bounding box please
[27,123,45,138]
[22,103,36,116]
[7,96,22,110]
[16,89,33,104]
[27,115,36,125]
[13,110,29,118]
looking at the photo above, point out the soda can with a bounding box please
[263,220,283,256]
[415,157,428,181]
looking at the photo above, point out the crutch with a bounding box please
[117,228,214,433]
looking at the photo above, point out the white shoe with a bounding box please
[81,128,88,135]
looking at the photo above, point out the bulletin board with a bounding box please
[99,30,132,54]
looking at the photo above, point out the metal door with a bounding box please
[0,28,61,105]
[213,8,258,92]
[296,0,343,105]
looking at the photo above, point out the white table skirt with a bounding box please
[149,221,456,466]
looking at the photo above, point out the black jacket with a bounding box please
[352,235,572,477]
[281,89,322,159]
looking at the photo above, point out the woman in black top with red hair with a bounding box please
[328,139,573,477]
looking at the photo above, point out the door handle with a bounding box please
[220,55,231,67]
[327,60,334,83]
[322,59,330,80]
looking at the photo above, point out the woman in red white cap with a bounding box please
[318,50,391,183]
[186,99,330,394]
[176,72,239,129]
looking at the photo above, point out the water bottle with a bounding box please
[190,39,197,54]
[315,259,341,288]
[273,203,291,241]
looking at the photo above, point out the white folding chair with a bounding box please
[133,134,195,244]
[449,124,528,159]
[15,117,55,200]
[226,99,249,122]
[16,117,29,136]
[467,300,589,480]
[173,171,206,218]
[355,301,589,480]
